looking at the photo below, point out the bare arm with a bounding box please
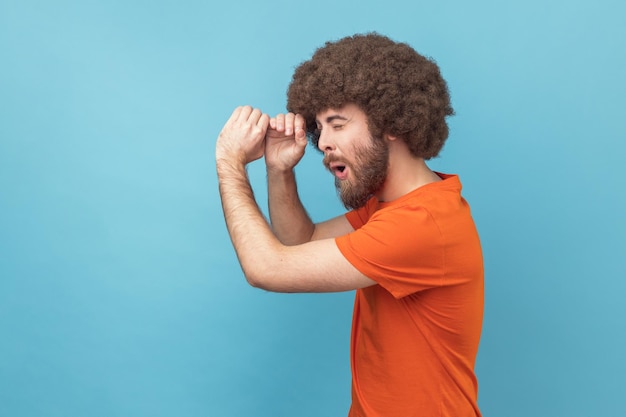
[265,112,354,244]
[267,168,355,243]
[215,106,374,293]
[267,168,315,245]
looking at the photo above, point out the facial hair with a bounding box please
[329,136,389,210]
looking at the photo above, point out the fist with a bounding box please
[216,106,270,165]
[265,112,308,172]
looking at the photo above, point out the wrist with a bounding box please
[216,156,247,179]
[265,164,295,176]
[266,165,296,179]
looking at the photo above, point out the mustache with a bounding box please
[323,154,348,169]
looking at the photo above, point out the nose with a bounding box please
[317,129,335,153]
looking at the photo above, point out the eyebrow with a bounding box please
[315,115,349,125]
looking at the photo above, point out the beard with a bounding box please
[326,136,389,210]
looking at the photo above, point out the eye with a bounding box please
[332,124,344,130]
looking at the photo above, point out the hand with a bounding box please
[216,106,270,166]
[265,112,308,172]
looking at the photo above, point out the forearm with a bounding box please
[217,160,282,285]
[267,168,315,245]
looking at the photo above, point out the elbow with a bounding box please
[239,242,287,292]
[242,264,275,291]
[244,272,265,289]
[243,262,294,293]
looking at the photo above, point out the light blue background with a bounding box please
[1,0,625,416]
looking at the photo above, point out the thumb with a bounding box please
[295,125,308,148]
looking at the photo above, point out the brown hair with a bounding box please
[286,33,454,159]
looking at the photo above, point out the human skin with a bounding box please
[215,103,440,292]
[215,105,376,292]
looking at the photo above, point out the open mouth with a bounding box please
[329,162,349,180]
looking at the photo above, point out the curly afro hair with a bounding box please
[286,33,454,159]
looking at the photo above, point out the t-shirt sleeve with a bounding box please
[344,197,378,230]
[336,205,445,298]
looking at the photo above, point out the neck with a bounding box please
[375,138,440,202]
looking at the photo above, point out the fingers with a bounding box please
[226,106,243,125]
[284,113,295,136]
[236,105,260,124]
[269,112,303,136]
[230,105,270,130]
[219,106,270,164]
[230,107,303,138]
[270,113,293,134]
[234,105,253,122]
[270,113,284,132]
[294,113,307,145]
[258,112,270,130]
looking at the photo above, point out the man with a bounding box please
[216,33,483,417]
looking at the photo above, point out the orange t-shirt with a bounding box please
[335,174,483,417]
